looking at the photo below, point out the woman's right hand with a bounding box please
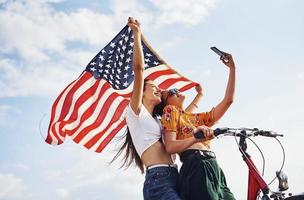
[128,17,141,34]
[221,53,235,69]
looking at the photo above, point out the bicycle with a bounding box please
[195,127,304,200]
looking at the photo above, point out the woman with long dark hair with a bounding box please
[111,17,186,200]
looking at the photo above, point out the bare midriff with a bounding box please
[141,141,174,167]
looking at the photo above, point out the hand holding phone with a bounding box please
[211,47,235,68]
[210,47,226,58]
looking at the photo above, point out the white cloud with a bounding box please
[43,145,143,199]
[0,173,27,199]
[149,0,216,27]
[55,188,70,199]
[158,36,186,51]
[0,1,118,62]
[0,57,82,97]
[0,0,216,98]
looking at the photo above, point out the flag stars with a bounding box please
[110,42,116,48]
[127,49,133,55]
[85,26,163,90]
[124,65,130,70]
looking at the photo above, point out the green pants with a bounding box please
[178,150,235,200]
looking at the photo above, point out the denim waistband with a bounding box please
[146,164,178,174]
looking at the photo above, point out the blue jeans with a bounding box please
[143,166,180,200]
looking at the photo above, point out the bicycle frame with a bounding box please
[238,131,270,200]
[214,127,303,200]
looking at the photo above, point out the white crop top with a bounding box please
[125,104,162,158]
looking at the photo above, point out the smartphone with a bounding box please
[210,47,226,57]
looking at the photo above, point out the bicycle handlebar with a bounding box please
[214,127,284,137]
[194,127,283,139]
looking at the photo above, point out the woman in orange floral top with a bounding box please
[160,53,236,200]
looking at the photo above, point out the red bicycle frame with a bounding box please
[239,133,270,200]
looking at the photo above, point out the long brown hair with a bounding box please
[111,79,162,173]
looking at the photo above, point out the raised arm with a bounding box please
[213,53,236,122]
[128,17,145,115]
[185,84,203,112]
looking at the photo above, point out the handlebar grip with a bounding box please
[255,130,283,137]
[193,127,229,139]
[214,127,229,136]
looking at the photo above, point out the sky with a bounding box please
[0,0,303,199]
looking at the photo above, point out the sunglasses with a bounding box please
[163,88,180,103]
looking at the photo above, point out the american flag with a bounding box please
[46,25,197,153]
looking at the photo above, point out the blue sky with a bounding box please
[0,0,303,199]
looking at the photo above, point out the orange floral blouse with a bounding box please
[161,105,215,146]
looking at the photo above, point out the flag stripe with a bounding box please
[74,93,127,144]
[62,80,110,134]
[179,82,198,92]
[52,74,95,140]
[84,99,129,149]
[159,77,191,89]
[58,78,101,136]
[47,72,91,144]
[74,95,127,146]
[66,83,114,139]
[95,119,126,153]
